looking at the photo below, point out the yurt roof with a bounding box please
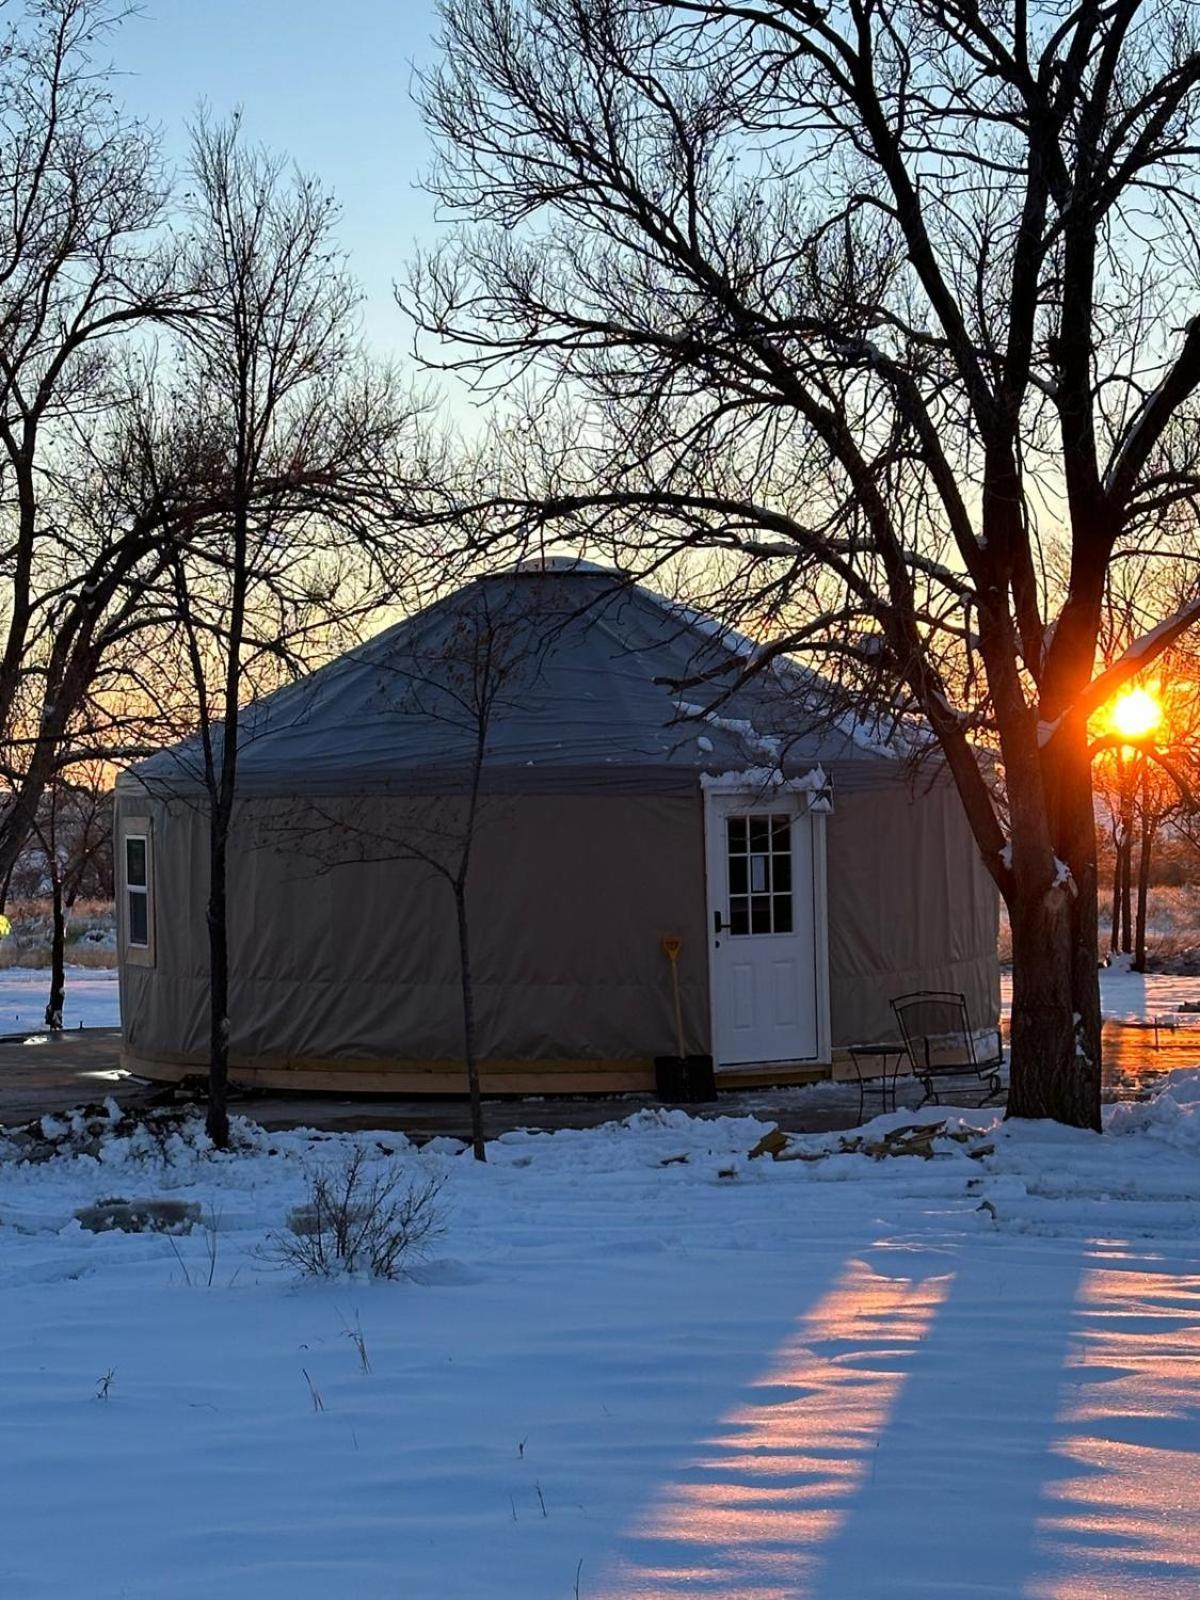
[122,564,912,799]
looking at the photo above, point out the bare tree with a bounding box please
[1104,711,1200,971]
[17,760,112,1028]
[270,580,551,1162]
[408,0,1200,1128]
[1092,564,1200,969]
[134,116,419,1148]
[0,0,187,885]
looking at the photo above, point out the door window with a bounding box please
[726,813,793,935]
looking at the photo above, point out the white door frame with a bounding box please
[702,780,832,1067]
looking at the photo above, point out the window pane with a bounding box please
[729,896,749,935]
[771,815,791,848]
[128,888,148,946]
[126,836,147,888]
[773,854,792,892]
[750,854,769,893]
[748,816,770,852]
[729,856,747,894]
[774,894,793,933]
[726,817,747,853]
[751,895,771,933]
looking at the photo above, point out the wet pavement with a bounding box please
[0,1023,1196,1140]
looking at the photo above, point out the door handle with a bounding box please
[713,910,730,935]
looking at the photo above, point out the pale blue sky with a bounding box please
[120,1,446,359]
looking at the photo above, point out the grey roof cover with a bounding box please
[123,566,908,798]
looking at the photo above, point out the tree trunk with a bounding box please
[1114,835,1129,951]
[1118,773,1135,955]
[1113,838,1126,947]
[453,883,486,1162]
[206,811,231,1149]
[1005,726,1103,1130]
[204,474,248,1153]
[45,868,65,1031]
[1133,811,1155,973]
[1006,899,1075,1117]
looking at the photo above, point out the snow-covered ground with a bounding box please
[0,963,120,1031]
[2,1089,1200,1598]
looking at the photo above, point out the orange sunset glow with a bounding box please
[1108,686,1164,742]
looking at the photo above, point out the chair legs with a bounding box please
[917,1074,1005,1109]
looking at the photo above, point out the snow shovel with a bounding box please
[654,936,715,1104]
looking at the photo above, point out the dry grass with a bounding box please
[0,898,116,969]
[999,883,1200,966]
[1135,884,1200,951]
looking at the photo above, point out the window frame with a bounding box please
[725,810,794,938]
[121,817,156,967]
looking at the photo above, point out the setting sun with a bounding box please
[1109,686,1163,741]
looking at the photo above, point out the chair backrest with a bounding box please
[890,991,976,1071]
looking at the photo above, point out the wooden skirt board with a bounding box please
[713,1065,829,1090]
[122,1050,656,1097]
[122,1050,836,1098]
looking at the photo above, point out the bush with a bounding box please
[268,1149,446,1280]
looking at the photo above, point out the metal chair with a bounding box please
[889,991,1004,1107]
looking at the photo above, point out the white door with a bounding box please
[705,792,824,1067]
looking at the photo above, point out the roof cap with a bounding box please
[490,554,617,578]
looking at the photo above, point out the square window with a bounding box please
[726,816,747,853]
[751,895,772,933]
[774,895,793,933]
[729,896,749,936]
[748,816,770,852]
[729,856,748,895]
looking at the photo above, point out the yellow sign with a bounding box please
[661,936,682,962]
[0,914,11,939]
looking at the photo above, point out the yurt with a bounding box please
[115,562,999,1094]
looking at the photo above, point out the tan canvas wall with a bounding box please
[116,777,999,1082]
[117,792,713,1072]
[826,781,1000,1044]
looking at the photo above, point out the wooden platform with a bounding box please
[120,1047,831,1098]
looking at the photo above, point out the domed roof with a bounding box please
[123,567,904,798]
